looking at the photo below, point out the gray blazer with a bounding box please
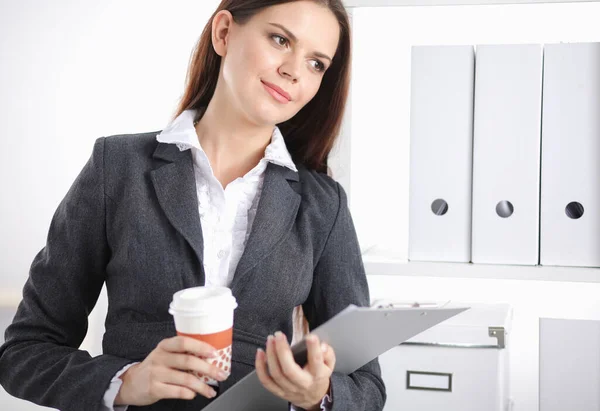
[0,133,385,411]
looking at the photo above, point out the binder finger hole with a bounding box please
[496,201,514,218]
[431,199,448,216]
[565,202,584,219]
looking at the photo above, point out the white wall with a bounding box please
[0,1,221,409]
[0,0,223,293]
[2,1,600,410]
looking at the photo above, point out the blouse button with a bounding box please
[217,249,228,259]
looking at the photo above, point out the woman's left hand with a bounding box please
[255,331,335,410]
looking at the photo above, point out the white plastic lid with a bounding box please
[168,286,238,316]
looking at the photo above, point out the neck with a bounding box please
[194,95,274,187]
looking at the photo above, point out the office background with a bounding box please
[2,0,600,409]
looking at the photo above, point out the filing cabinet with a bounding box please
[379,303,512,411]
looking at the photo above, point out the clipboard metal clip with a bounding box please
[370,299,452,310]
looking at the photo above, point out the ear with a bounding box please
[212,10,234,57]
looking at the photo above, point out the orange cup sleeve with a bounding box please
[177,327,233,351]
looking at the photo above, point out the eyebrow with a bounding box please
[268,22,333,63]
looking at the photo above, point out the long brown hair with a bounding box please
[172,0,352,173]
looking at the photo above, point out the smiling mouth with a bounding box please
[261,81,291,104]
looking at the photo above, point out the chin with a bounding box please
[251,102,288,126]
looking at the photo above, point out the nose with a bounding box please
[278,54,302,83]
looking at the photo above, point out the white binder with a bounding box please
[540,43,600,267]
[471,44,543,265]
[408,45,475,263]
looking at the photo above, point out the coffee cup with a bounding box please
[168,286,238,385]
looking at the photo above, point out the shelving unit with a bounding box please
[332,0,600,284]
[344,0,593,6]
[363,247,600,283]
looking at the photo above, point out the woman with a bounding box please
[0,1,386,410]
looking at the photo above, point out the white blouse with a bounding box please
[156,109,298,287]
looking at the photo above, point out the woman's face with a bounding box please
[213,1,341,126]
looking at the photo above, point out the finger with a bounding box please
[152,381,197,401]
[164,353,228,382]
[305,334,326,375]
[255,348,286,399]
[273,331,311,389]
[157,368,218,399]
[265,334,298,393]
[152,379,217,401]
[159,336,218,358]
[322,343,336,371]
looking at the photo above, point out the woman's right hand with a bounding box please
[114,336,229,406]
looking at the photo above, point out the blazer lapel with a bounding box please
[230,162,301,295]
[150,142,204,275]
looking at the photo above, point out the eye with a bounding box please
[271,34,288,47]
[310,60,326,73]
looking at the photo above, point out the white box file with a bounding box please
[539,318,600,411]
[471,44,543,265]
[408,45,475,263]
[540,43,600,267]
[379,303,512,411]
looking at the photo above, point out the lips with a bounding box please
[261,80,291,102]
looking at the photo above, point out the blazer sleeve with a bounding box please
[302,181,387,411]
[0,137,134,411]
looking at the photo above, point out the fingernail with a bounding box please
[307,334,316,343]
[210,351,219,358]
[218,370,228,380]
[209,388,217,398]
[267,335,273,344]
[274,331,283,339]
[321,343,327,353]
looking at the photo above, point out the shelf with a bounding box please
[363,249,600,283]
[0,290,22,308]
[343,0,597,7]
